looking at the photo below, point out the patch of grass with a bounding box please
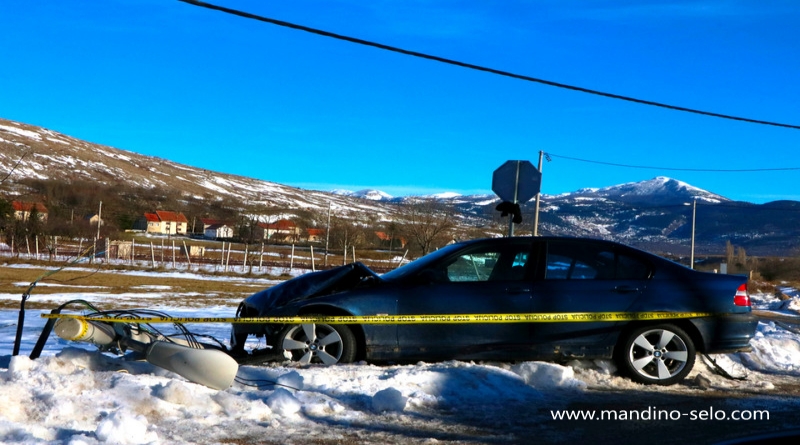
[0,264,276,310]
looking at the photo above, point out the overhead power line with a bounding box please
[178,0,800,131]
[0,148,30,184]
[546,152,800,172]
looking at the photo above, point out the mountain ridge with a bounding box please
[2,117,799,256]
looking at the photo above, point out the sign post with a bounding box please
[492,160,541,236]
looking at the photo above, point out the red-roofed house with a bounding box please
[257,219,300,243]
[144,210,189,235]
[305,228,324,243]
[374,231,406,249]
[12,201,48,222]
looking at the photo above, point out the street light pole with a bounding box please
[96,200,102,240]
[533,150,544,236]
[324,201,331,267]
[690,199,696,269]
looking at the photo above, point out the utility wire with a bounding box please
[595,203,800,212]
[546,152,800,172]
[178,0,800,131]
[0,148,30,184]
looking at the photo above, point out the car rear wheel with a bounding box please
[278,316,357,365]
[618,324,696,385]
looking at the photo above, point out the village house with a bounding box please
[374,231,406,249]
[142,210,189,235]
[12,201,48,222]
[305,228,324,243]
[86,213,103,227]
[204,223,234,240]
[199,218,236,239]
[199,218,233,232]
[257,219,300,243]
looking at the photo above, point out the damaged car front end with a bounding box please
[230,262,383,364]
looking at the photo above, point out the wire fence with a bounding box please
[0,236,407,275]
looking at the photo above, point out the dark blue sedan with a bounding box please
[231,237,757,385]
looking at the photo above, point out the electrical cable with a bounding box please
[701,354,748,381]
[555,202,800,212]
[84,308,236,350]
[774,320,800,336]
[177,0,800,130]
[13,244,98,356]
[546,152,800,172]
[0,148,30,184]
[88,309,198,346]
[234,376,301,391]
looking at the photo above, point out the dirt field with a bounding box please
[0,263,272,310]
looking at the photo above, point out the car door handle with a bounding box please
[613,285,639,294]
[505,287,531,294]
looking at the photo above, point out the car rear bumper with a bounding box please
[691,313,759,353]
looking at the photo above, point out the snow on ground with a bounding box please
[0,262,301,282]
[1,279,799,444]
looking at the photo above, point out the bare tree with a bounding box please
[398,200,457,256]
[328,214,368,262]
[0,198,12,241]
[725,240,734,266]
[736,246,747,267]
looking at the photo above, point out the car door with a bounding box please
[396,240,534,361]
[530,239,653,357]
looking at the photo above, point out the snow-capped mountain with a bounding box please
[331,189,394,201]
[561,177,728,205]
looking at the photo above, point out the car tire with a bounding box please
[617,324,696,386]
[278,315,357,365]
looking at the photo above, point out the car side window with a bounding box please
[447,253,497,282]
[445,246,530,282]
[616,252,652,280]
[545,242,650,280]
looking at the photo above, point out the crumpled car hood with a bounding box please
[238,262,381,316]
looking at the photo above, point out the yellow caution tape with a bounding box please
[43,312,713,325]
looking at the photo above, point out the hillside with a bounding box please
[0,118,397,219]
[2,117,799,256]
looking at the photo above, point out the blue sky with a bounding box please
[2,0,798,203]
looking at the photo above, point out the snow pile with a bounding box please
[266,388,302,416]
[372,388,408,413]
[95,410,156,445]
[0,345,573,444]
[1,286,799,443]
[511,362,587,390]
[750,287,800,313]
[739,322,800,374]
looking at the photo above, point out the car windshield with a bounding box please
[380,242,468,282]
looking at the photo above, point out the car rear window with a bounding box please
[545,241,651,280]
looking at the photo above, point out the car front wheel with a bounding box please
[618,324,696,385]
[278,316,356,365]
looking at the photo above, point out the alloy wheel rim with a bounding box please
[282,323,344,365]
[628,328,689,381]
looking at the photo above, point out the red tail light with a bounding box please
[734,283,750,307]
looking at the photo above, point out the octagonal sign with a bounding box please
[492,160,541,203]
